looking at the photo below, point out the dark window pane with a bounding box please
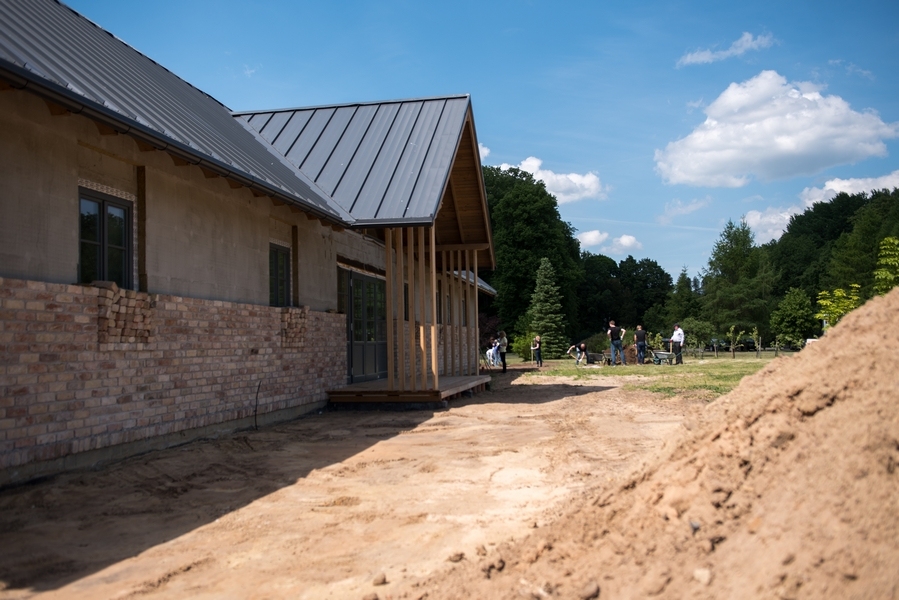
[80,241,99,284]
[353,283,364,342]
[269,245,290,307]
[108,247,125,288]
[80,199,99,243]
[106,205,126,247]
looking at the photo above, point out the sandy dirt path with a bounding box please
[0,369,698,599]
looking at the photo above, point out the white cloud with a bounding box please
[602,234,643,255]
[500,156,607,203]
[745,169,899,243]
[656,196,712,224]
[677,32,774,67]
[745,206,801,243]
[655,70,899,187]
[798,169,899,206]
[478,143,490,160]
[243,65,258,77]
[829,59,875,81]
[577,230,609,247]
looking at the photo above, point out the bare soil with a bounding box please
[2,288,896,600]
[0,369,697,599]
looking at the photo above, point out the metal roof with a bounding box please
[0,0,351,225]
[235,95,474,226]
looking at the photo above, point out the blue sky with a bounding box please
[66,0,899,279]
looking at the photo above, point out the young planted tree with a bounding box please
[726,325,745,359]
[526,257,569,359]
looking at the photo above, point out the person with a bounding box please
[566,342,587,365]
[670,323,685,365]
[607,320,627,366]
[634,324,647,365]
[531,335,543,367]
[497,331,508,373]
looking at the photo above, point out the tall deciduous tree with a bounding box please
[481,167,582,338]
[527,258,569,359]
[873,236,899,295]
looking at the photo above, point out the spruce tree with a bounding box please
[527,258,569,359]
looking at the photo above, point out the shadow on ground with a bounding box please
[0,367,619,593]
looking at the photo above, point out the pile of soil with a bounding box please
[401,288,899,599]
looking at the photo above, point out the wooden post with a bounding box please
[441,250,448,378]
[454,250,461,377]
[473,249,479,377]
[430,227,439,389]
[406,227,416,391]
[395,228,406,392]
[385,228,395,391]
[418,227,428,390]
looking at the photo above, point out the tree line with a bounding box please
[479,166,899,358]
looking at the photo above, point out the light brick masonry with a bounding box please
[0,277,346,484]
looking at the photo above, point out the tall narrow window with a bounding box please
[269,244,290,307]
[79,189,132,289]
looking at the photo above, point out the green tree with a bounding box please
[701,219,768,335]
[873,236,899,295]
[526,258,569,359]
[680,317,714,351]
[577,252,619,338]
[482,167,582,338]
[769,288,818,348]
[826,188,899,298]
[815,284,861,329]
[726,325,745,359]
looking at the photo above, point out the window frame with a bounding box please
[78,187,133,289]
[269,243,291,307]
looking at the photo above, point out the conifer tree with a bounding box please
[527,258,569,359]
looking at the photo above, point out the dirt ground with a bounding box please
[0,368,700,599]
[3,289,897,600]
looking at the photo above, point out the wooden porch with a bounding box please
[329,374,491,403]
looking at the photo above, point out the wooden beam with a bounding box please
[331,224,345,233]
[451,176,467,244]
[94,121,118,136]
[271,198,286,206]
[386,228,395,391]
[199,166,219,179]
[134,139,157,152]
[436,243,490,252]
[251,189,268,198]
[290,206,304,214]
[227,179,243,189]
[306,213,319,221]
[44,99,68,116]
[473,250,479,375]
[169,154,190,167]
[430,227,439,389]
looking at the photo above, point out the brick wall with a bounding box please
[0,277,346,479]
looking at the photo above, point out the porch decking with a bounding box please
[328,375,491,403]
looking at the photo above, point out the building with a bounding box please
[0,0,495,486]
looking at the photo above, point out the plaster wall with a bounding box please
[0,88,383,310]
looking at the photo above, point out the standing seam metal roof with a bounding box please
[0,0,352,225]
[234,95,474,226]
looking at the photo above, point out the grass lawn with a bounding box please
[513,350,798,400]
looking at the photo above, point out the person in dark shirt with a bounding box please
[634,324,647,365]
[607,320,627,366]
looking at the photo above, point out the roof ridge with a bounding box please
[232,94,471,117]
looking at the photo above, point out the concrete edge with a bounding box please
[0,400,328,490]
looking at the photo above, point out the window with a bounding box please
[79,189,132,289]
[269,244,290,307]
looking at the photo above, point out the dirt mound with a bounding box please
[402,288,899,599]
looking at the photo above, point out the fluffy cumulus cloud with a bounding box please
[656,196,712,224]
[655,70,899,187]
[677,32,774,67]
[603,235,643,255]
[577,230,609,247]
[798,169,899,206]
[746,169,899,243]
[478,143,490,161]
[500,156,607,203]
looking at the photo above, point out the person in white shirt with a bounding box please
[670,323,685,365]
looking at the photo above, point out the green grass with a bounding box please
[522,351,792,400]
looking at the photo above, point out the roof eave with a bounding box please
[0,61,352,227]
